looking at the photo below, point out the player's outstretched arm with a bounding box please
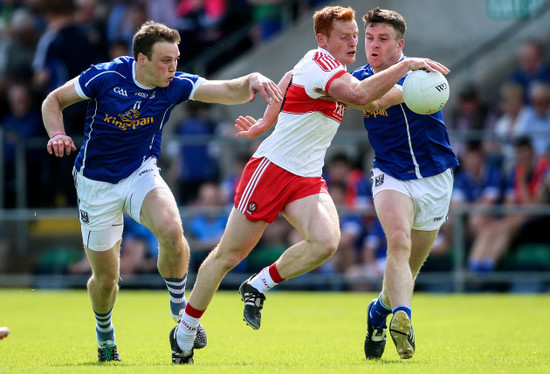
[42,77,83,157]
[235,71,292,139]
[193,73,283,105]
[329,58,449,108]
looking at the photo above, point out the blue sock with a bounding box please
[164,274,188,321]
[95,308,115,343]
[392,305,412,320]
[369,294,392,327]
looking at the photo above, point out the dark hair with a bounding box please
[36,0,76,16]
[514,136,533,149]
[465,140,483,153]
[363,7,406,39]
[313,6,355,37]
[132,21,181,60]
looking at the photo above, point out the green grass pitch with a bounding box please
[1,289,549,373]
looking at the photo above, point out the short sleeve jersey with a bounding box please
[253,47,348,177]
[74,56,204,183]
[352,57,458,180]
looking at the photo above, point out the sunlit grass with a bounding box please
[1,289,549,373]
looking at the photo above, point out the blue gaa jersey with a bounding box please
[74,56,204,183]
[352,58,458,180]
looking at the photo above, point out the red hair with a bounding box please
[313,6,355,37]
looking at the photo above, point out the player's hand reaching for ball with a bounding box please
[406,58,450,75]
[47,132,76,157]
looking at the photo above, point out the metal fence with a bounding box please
[1,130,550,291]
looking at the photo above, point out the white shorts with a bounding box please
[371,167,453,231]
[73,157,169,251]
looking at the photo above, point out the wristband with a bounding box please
[50,131,66,139]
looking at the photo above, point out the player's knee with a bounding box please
[90,273,119,291]
[155,219,184,247]
[312,230,340,260]
[386,230,411,253]
[210,247,245,272]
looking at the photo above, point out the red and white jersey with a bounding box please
[253,47,348,177]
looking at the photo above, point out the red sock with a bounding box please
[268,263,285,283]
[184,303,205,319]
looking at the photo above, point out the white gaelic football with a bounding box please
[402,69,450,115]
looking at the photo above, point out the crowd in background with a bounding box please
[1,0,550,287]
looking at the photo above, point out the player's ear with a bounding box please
[398,38,405,50]
[317,33,328,48]
[137,52,147,64]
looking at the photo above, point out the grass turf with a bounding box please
[1,289,549,373]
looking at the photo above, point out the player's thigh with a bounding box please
[373,189,415,239]
[140,187,183,238]
[85,241,121,281]
[283,193,340,245]
[214,208,268,260]
[410,228,439,276]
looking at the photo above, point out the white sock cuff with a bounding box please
[250,267,275,293]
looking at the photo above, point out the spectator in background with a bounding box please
[169,101,221,204]
[324,152,371,210]
[108,39,130,60]
[32,0,96,97]
[147,0,179,30]
[74,0,109,63]
[467,137,548,273]
[32,0,97,212]
[0,8,39,90]
[515,81,550,158]
[449,141,503,260]
[220,152,249,205]
[105,0,132,46]
[508,39,550,105]
[119,215,158,276]
[176,0,228,62]
[345,218,387,291]
[246,215,292,274]
[326,182,364,274]
[186,182,230,273]
[120,2,149,51]
[248,0,285,45]
[486,82,528,172]
[1,82,44,207]
[0,0,23,29]
[448,83,496,158]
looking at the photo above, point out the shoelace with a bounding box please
[243,290,265,308]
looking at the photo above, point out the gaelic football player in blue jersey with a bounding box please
[42,21,283,363]
[349,8,458,360]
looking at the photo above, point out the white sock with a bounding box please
[250,267,276,294]
[176,312,200,352]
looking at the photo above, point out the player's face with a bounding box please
[365,23,404,72]
[320,20,358,66]
[140,41,179,88]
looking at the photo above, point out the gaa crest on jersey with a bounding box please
[247,201,258,214]
[80,209,89,224]
[374,174,384,187]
